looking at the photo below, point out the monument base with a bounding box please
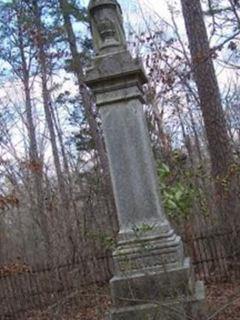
[113,223,185,274]
[108,281,205,320]
[108,255,205,320]
[111,258,194,305]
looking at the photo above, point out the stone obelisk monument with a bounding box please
[85,1,205,319]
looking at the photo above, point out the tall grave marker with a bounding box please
[85,1,205,318]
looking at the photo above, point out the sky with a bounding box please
[83,0,173,22]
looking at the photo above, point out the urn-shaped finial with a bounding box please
[88,0,127,55]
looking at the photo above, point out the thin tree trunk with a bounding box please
[152,101,172,161]
[186,97,203,164]
[17,13,51,256]
[175,102,194,166]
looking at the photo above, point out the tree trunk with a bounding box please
[180,0,239,229]
[186,96,203,164]
[175,102,194,166]
[17,13,51,256]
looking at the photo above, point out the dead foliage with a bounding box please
[19,282,240,320]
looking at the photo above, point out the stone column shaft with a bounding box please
[100,86,166,233]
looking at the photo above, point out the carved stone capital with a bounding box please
[88,0,127,55]
[85,50,147,106]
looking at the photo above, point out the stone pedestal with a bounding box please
[85,1,205,319]
[109,258,205,319]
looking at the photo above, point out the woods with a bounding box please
[0,0,240,319]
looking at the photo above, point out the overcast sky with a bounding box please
[83,0,173,22]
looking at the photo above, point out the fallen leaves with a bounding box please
[0,262,31,278]
[15,282,240,319]
[207,282,240,320]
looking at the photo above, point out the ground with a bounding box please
[25,282,240,320]
[207,282,240,320]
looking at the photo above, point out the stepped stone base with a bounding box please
[108,281,205,320]
[113,225,185,275]
[111,258,195,307]
[107,227,206,320]
[107,252,205,320]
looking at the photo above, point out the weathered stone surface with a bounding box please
[86,1,205,319]
[100,98,166,231]
[113,229,184,274]
[85,50,147,85]
[88,0,127,55]
[110,258,195,307]
[108,281,205,320]
[98,89,185,271]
